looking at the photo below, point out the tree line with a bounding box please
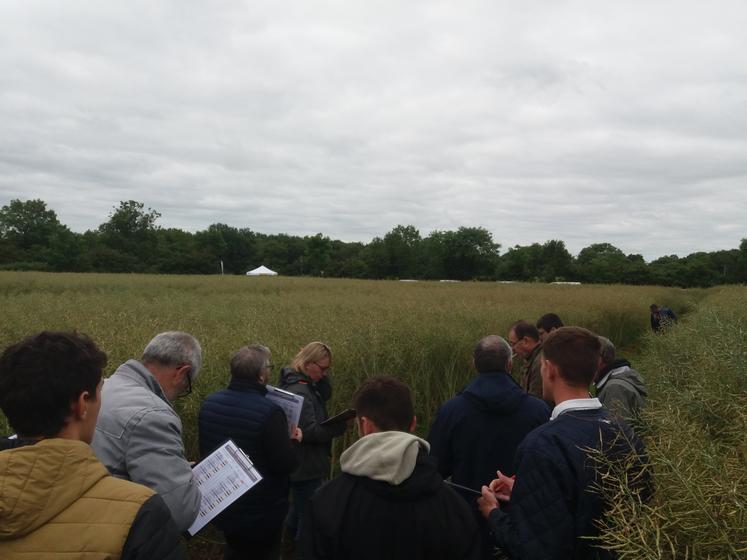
[1,198,746,287]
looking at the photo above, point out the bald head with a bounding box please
[474,335,512,374]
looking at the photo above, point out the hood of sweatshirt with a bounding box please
[596,361,648,397]
[461,371,529,415]
[340,431,431,486]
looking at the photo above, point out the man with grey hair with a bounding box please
[595,336,647,427]
[428,335,550,559]
[92,331,202,533]
[199,345,302,560]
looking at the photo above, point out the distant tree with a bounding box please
[624,253,651,285]
[327,240,367,278]
[576,243,629,283]
[98,200,161,267]
[433,227,500,280]
[649,255,688,287]
[539,240,574,281]
[680,252,720,288]
[304,233,332,276]
[383,225,422,278]
[256,234,306,274]
[193,224,257,274]
[0,199,62,250]
[155,228,214,274]
[46,226,85,271]
[497,244,543,281]
[708,249,740,284]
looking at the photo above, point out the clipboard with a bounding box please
[320,408,356,426]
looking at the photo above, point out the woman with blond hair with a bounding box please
[279,341,348,556]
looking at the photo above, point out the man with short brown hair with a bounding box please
[478,327,651,559]
[303,376,480,560]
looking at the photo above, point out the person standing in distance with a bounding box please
[279,342,349,556]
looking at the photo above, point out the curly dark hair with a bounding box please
[0,331,107,437]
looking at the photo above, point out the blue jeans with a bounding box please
[286,478,324,543]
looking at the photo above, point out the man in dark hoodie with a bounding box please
[595,337,647,427]
[302,376,480,560]
[428,335,550,559]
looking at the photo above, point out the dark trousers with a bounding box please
[286,478,324,542]
[224,527,282,560]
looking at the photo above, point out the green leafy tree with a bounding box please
[649,255,688,287]
[430,227,500,280]
[576,243,630,283]
[383,225,422,278]
[98,201,161,268]
[304,233,332,276]
[0,199,62,251]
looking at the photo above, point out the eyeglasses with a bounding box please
[508,338,520,348]
[313,361,331,373]
[178,368,193,398]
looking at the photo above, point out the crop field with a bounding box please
[1,272,744,558]
[0,272,691,441]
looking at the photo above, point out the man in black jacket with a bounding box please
[477,327,651,560]
[428,335,549,558]
[199,345,302,560]
[302,376,480,560]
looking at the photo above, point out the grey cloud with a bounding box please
[1,1,746,260]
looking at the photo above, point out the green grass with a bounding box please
[0,272,693,442]
[596,286,747,559]
[2,271,731,558]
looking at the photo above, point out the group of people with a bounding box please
[0,310,654,560]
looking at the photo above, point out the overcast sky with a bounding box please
[1,1,745,260]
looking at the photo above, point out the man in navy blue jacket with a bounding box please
[478,327,651,560]
[199,345,302,560]
[428,335,550,558]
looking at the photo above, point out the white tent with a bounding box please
[246,265,278,276]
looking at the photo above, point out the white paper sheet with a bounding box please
[187,439,263,536]
[265,385,304,436]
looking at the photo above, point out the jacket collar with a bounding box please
[595,358,632,389]
[550,397,602,421]
[115,359,171,407]
[227,377,268,395]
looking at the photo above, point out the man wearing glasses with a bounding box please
[507,321,545,402]
[91,331,202,533]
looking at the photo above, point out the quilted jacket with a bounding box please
[198,377,299,535]
[487,408,651,559]
[0,438,185,560]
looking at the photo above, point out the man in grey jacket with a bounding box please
[595,336,647,427]
[91,331,202,533]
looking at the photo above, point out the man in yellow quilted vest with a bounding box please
[0,331,186,560]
